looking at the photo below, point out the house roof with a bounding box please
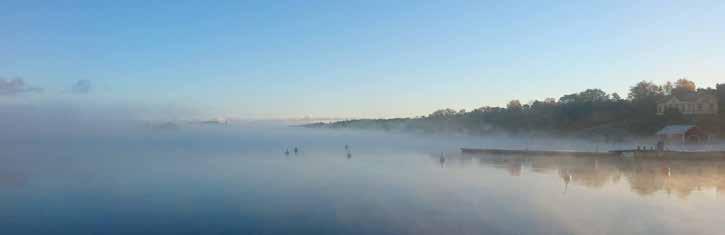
[656,125,695,135]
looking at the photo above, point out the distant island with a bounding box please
[305,79,725,140]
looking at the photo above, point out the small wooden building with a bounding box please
[656,125,708,144]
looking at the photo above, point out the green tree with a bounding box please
[560,89,609,104]
[628,81,663,101]
[611,92,622,101]
[718,83,725,114]
[429,108,458,119]
[661,81,673,95]
[507,100,522,111]
[672,78,696,97]
[579,89,610,102]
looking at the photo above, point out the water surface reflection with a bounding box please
[3,127,725,234]
[450,153,725,199]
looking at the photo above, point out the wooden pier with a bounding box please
[460,148,613,157]
[609,149,725,159]
[461,148,725,159]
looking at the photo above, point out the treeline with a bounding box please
[307,79,725,139]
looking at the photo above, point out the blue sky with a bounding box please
[2,0,724,119]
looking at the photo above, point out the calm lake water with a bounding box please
[2,126,725,234]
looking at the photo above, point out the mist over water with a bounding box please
[0,101,719,234]
[1,117,725,235]
[5,0,725,234]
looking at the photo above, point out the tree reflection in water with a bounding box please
[442,153,725,199]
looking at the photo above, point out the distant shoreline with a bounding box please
[305,80,725,140]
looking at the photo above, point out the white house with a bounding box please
[656,94,718,115]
